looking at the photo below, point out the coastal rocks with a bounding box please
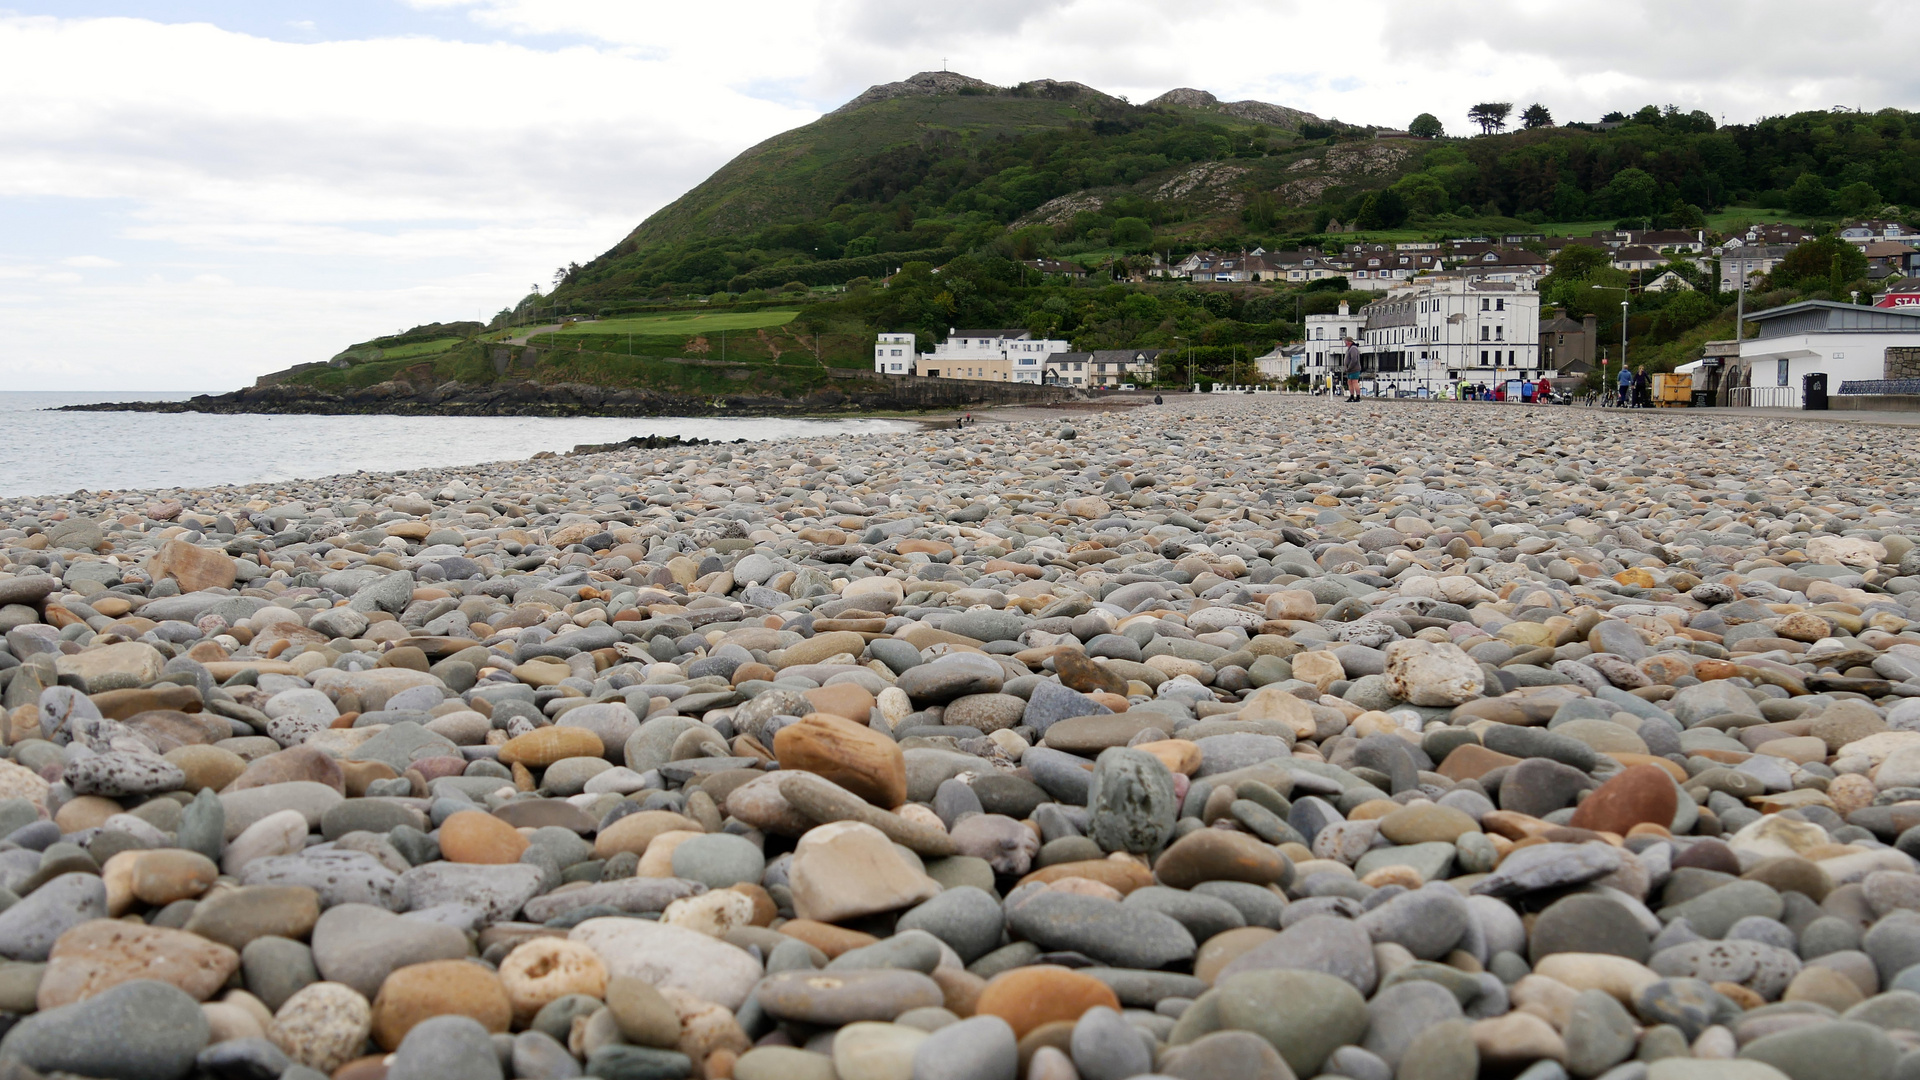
[1569,763,1679,836]
[756,968,945,1024]
[1385,639,1485,706]
[1005,891,1196,969]
[1208,968,1370,1076]
[0,979,210,1080]
[309,904,469,998]
[37,920,240,1007]
[774,713,909,808]
[148,538,238,592]
[1084,746,1178,854]
[1154,828,1292,890]
[3,395,1920,1080]
[369,959,512,1049]
[568,917,763,1010]
[975,966,1121,1038]
[268,982,374,1074]
[788,820,942,922]
[0,873,108,960]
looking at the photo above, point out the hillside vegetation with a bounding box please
[306,75,1920,394]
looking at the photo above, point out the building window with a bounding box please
[1480,327,1490,341]
[1495,326,1504,341]
[1480,351,1488,363]
[1496,299,1505,311]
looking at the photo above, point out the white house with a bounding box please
[1301,301,1366,386]
[1358,276,1542,393]
[873,332,915,374]
[1646,271,1695,292]
[1255,343,1306,382]
[910,328,1071,383]
[1733,300,1920,405]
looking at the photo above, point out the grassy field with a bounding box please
[369,337,463,360]
[550,309,799,336]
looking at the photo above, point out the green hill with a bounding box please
[294,78,1920,397]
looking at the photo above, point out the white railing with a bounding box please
[1729,385,1800,409]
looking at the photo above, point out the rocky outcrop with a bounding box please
[831,71,1003,114]
[1146,88,1322,131]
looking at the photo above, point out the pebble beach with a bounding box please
[1,396,1919,1080]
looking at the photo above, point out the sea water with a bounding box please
[0,392,916,497]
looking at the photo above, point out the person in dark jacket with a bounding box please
[1340,337,1361,402]
[1632,366,1651,408]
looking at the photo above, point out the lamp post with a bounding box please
[1591,285,1630,403]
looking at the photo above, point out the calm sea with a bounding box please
[0,392,916,498]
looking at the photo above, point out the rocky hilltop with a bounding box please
[1147,87,1322,132]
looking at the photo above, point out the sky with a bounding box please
[3,0,1915,392]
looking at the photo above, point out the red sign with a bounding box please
[1877,292,1920,308]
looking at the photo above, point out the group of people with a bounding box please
[1615,365,1653,408]
[1458,377,1552,403]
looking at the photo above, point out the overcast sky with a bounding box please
[3,0,1913,392]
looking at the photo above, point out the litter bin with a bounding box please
[1691,390,1713,408]
[1803,372,1829,411]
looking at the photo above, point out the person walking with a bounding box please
[1616,364,1633,408]
[1341,337,1361,402]
[1632,365,1650,409]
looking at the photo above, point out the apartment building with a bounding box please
[908,328,1071,383]
[1300,301,1366,384]
[1358,276,1542,392]
[873,332,915,374]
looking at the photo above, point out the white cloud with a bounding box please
[0,12,815,390]
[4,2,1920,392]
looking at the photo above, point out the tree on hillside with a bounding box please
[1835,181,1885,218]
[1786,173,1834,215]
[1242,193,1278,232]
[1601,167,1660,219]
[1392,172,1451,217]
[1521,103,1554,129]
[1409,113,1445,138]
[1357,189,1409,230]
[1468,102,1513,135]
[1767,236,1867,291]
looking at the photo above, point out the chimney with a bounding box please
[1555,306,1568,320]
[1338,301,1349,315]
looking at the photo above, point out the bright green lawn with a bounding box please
[548,309,799,336]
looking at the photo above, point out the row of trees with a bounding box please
[1352,107,1919,228]
[1410,103,1554,139]
[1414,102,1716,139]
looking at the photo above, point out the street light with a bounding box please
[1591,285,1630,404]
